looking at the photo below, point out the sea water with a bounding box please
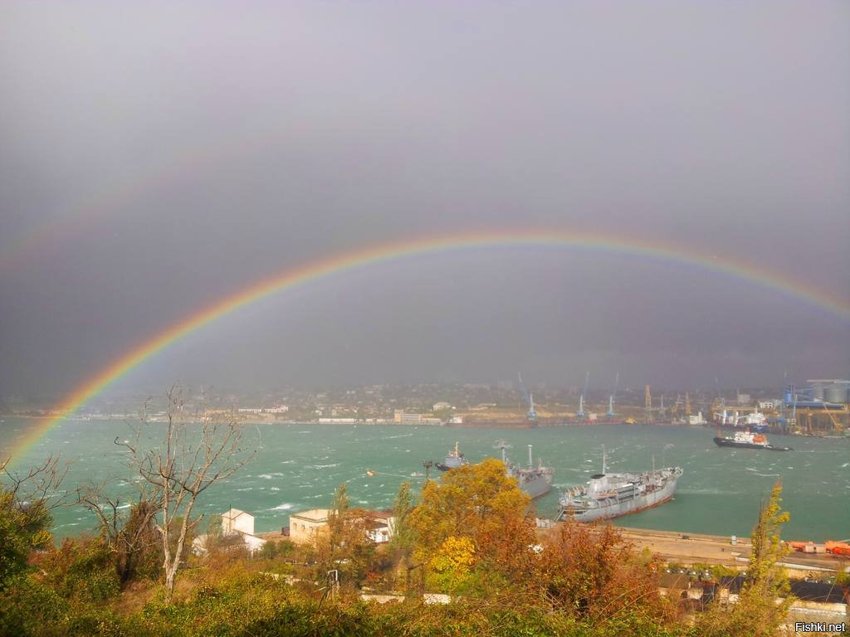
[2,418,847,542]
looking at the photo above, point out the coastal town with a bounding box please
[5,378,848,436]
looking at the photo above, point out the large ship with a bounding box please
[496,442,553,499]
[435,442,469,471]
[557,450,682,522]
[713,430,792,451]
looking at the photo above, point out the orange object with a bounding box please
[825,541,850,556]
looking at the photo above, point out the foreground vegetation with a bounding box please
[1,400,842,636]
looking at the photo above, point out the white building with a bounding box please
[222,508,255,535]
[192,508,267,556]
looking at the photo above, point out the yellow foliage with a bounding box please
[430,536,476,575]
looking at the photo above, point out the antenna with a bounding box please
[494,440,511,464]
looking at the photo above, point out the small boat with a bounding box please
[436,442,469,471]
[712,430,792,451]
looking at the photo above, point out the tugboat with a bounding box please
[558,448,682,522]
[435,442,469,471]
[712,430,792,451]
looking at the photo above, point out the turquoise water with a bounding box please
[2,418,848,542]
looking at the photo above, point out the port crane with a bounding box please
[518,372,538,426]
[576,372,590,418]
[606,372,619,418]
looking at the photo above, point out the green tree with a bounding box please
[390,481,414,552]
[696,480,792,637]
[0,456,64,590]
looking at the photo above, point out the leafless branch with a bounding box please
[1,454,69,510]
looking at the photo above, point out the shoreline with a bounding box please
[13,413,846,438]
[613,526,849,572]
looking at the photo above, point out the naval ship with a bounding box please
[496,442,553,499]
[436,441,469,471]
[557,449,682,522]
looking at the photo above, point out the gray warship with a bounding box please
[557,449,682,522]
[496,442,553,499]
[436,441,469,471]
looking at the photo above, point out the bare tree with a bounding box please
[1,454,68,509]
[117,386,254,600]
[76,481,161,585]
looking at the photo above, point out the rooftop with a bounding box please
[290,508,330,523]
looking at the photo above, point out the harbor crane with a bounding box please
[577,372,590,418]
[518,372,538,426]
[606,372,619,418]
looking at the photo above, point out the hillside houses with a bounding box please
[288,508,395,546]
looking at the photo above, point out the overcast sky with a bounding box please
[1,1,848,399]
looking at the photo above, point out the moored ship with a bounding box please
[557,450,682,522]
[436,441,469,471]
[496,442,553,499]
[713,430,792,451]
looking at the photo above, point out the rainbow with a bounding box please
[7,228,849,463]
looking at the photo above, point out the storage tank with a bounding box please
[824,383,848,404]
[811,384,825,401]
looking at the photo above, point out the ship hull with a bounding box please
[519,474,552,499]
[563,481,677,522]
[558,469,682,523]
[713,437,791,451]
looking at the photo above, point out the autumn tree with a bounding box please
[536,521,673,628]
[119,386,254,601]
[315,483,374,588]
[407,458,536,592]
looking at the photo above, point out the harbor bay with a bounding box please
[4,418,847,543]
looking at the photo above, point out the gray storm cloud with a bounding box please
[0,1,848,397]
